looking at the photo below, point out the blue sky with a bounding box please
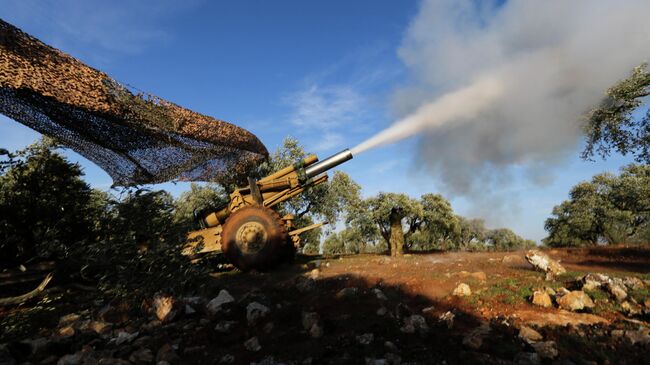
[0,0,638,241]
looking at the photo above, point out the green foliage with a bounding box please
[485,228,536,251]
[544,164,650,246]
[412,194,459,250]
[322,227,364,256]
[0,140,205,296]
[255,137,362,251]
[457,216,488,250]
[350,192,423,255]
[173,183,228,229]
[583,63,650,164]
[0,138,97,266]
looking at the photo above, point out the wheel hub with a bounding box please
[235,222,268,254]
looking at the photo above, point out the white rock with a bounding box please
[452,283,472,297]
[301,312,320,331]
[372,288,388,301]
[400,315,428,334]
[114,331,139,346]
[206,290,235,315]
[244,336,261,352]
[246,302,270,326]
[356,333,374,345]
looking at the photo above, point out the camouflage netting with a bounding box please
[0,19,268,186]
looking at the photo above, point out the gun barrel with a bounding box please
[305,149,353,178]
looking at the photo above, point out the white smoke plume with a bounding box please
[353,0,650,198]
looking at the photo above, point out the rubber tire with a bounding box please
[221,206,288,271]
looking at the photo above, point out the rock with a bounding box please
[384,341,398,352]
[438,311,455,329]
[246,302,270,326]
[307,269,320,280]
[555,287,570,297]
[611,329,625,338]
[518,326,543,342]
[373,288,388,301]
[531,290,552,308]
[58,326,75,338]
[57,353,83,365]
[206,290,235,315]
[582,273,610,291]
[513,352,541,365]
[301,312,320,331]
[295,277,315,293]
[452,283,471,297]
[336,287,359,299]
[625,327,650,345]
[644,299,650,309]
[20,337,49,357]
[356,333,374,345]
[244,337,261,352]
[462,323,491,350]
[525,250,566,280]
[219,354,235,364]
[114,331,139,346]
[184,305,196,315]
[129,348,154,363]
[97,304,127,324]
[620,301,642,316]
[214,321,238,333]
[301,312,323,338]
[605,282,627,302]
[556,291,594,311]
[531,341,558,359]
[156,343,179,364]
[58,313,81,327]
[544,287,556,296]
[623,276,644,290]
[400,315,428,334]
[153,294,178,322]
[309,323,323,338]
[87,320,112,334]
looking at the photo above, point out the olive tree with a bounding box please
[350,193,423,256]
[582,63,650,163]
[416,194,459,250]
[544,164,650,246]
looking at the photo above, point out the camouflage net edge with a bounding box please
[0,19,268,186]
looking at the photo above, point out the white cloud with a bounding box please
[286,84,365,129]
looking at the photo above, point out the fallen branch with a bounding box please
[0,272,53,306]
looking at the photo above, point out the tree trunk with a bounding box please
[389,208,405,256]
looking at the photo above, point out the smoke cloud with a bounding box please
[353,0,650,199]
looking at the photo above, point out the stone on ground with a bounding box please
[525,250,566,280]
[153,294,177,322]
[556,291,595,311]
[246,302,270,326]
[531,290,553,308]
[206,290,235,315]
[452,283,472,297]
[519,326,543,342]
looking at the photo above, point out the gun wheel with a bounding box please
[221,205,288,271]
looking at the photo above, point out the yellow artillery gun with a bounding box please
[184,149,353,271]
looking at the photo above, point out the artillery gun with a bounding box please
[184,149,353,271]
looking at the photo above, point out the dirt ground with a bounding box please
[2,246,650,365]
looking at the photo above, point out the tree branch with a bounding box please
[0,272,53,306]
